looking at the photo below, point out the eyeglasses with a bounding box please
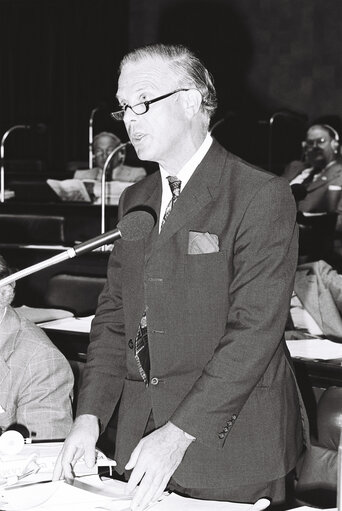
[303,137,328,149]
[110,88,190,121]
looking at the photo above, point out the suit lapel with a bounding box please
[154,140,226,250]
[307,162,342,192]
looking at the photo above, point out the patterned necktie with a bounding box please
[134,175,182,386]
[161,176,182,228]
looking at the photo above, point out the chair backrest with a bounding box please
[297,212,337,263]
[45,273,106,316]
[295,386,342,507]
[0,214,65,244]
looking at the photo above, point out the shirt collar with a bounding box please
[160,133,213,190]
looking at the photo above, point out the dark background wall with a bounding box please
[0,0,341,172]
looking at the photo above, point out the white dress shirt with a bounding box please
[159,133,213,231]
[290,160,337,186]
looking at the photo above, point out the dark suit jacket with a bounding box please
[283,159,342,215]
[78,140,307,491]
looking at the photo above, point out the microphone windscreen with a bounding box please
[118,210,155,241]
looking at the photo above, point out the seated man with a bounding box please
[74,131,146,183]
[282,124,342,229]
[0,255,74,440]
[288,259,342,342]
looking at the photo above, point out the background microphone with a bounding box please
[0,123,47,203]
[0,210,156,287]
[89,103,106,168]
[30,122,47,135]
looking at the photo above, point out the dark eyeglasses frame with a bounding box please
[111,88,190,121]
[303,137,328,148]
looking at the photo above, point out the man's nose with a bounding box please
[123,107,137,123]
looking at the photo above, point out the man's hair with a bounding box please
[119,44,217,120]
[0,255,11,279]
[93,131,121,148]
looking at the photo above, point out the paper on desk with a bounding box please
[286,338,342,360]
[152,493,269,510]
[286,507,337,511]
[2,474,271,511]
[38,315,94,333]
[2,476,130,511]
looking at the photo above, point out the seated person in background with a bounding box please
[74,131,146,183]
[282,124,342,229]
[0,256,74,439]
[288,259,342,342]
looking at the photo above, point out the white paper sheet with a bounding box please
[1,475,271,511]
[38,315,94,333]
[286,338,342,360]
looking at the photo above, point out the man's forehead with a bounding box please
[117,57,176,94]
[95,136,117,147]
[307,126,329,139]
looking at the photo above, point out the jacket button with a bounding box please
[150,377,159,385]
[218,432,225,439]
[128,339,134,349]
[232,414,237,420]
[227,421,233,427]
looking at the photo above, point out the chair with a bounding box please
[295,386,342,508]
[45,273,106,316]
[297,212,337,264]
[0,213,66,244]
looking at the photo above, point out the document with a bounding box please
[286,338,342,360]
[38,315,94,333]
[46,179,92,202]
[1,475,271,511]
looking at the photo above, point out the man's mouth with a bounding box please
[131,133,146,144]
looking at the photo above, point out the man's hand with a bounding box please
[52,414,100,480]
[125,421,195,510]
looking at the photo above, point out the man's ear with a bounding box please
[182,89,203,119]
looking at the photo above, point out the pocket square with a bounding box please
[188,231,219,254]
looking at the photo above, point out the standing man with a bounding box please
[54,44,306,509]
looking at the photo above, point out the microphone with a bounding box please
[101,141,131,235]
[31,123,47,135]
[89,103,106,168]
[0,123,47,203]
[0,210,155,287]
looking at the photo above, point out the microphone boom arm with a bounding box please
[0,228,122,288]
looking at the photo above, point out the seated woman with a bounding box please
[0,255,74,440]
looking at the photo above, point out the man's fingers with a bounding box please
[150,473,170,503]
[52,443,83,480]
[130,472,166,511]
[84,447,96,468]
[125,442,142,471]
[52,450,64,481]
[126,461,146,494]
